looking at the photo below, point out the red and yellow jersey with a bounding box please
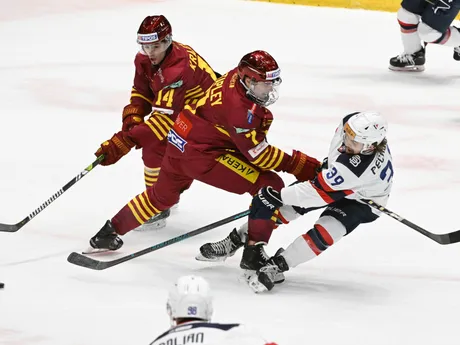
[123,41,217,140]
[168,68,293,172]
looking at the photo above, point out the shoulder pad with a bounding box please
[336,153,374,177]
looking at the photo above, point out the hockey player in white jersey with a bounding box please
[244,111,393,292]
[197,112,392,291]
[150,275,277,344]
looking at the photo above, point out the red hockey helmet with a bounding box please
[237,50,282,107]
[137,15,173,65]
[137,15,172,44]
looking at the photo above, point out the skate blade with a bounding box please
[388,65,425,72]
[241,270,270,293]
[195,253,228,262]
[134,219,167,231]
[81,247,112,255]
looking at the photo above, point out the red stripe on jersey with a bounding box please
[315,224,334,246]
[316,173,354,197]
[311,181,335,204]
[317,172,336,192]
[302,233,322,255]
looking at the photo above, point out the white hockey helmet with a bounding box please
[166,275,213,325]
[344,111,388,154]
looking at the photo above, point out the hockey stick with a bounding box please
[67,209,250,270]
[363,199,460,245]
[0,156,104,233]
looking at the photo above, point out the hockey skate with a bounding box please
[88,220,123,253]
[389,47,425,72]
[251,248,290,292]
[196,228,245,262]
[135,208,171,231]
[240,244,286,293]
[454,47,460,61]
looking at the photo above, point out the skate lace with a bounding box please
[396,53,415,64]
[259,246,270,262]
[211,237,233,255]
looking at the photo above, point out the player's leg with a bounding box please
[89,156,192,250]
[191,153,287,271]
[133,117,177,227]
[418,0,460,59]
[255,199,379,291]
[389,0,426,71]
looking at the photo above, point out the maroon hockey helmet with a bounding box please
[137,15,172,45]
[238,50,281,83]
[237,50,282,107]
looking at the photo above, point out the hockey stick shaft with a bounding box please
[0,155,104,233]
[67,209,250,270]
[363,199,460,245]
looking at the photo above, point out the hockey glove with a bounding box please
[95,132,135,166]
[250,186,284,220]
[122,105,145,132]
[286,150,321,182]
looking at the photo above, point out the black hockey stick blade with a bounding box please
[67,209,250,270]
[363,199,460,245]
[0,156,104,233]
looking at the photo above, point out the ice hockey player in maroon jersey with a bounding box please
[94,15,218,227]
[88,50,321,266]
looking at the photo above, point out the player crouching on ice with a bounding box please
[200,112,393,293]
[88,50,320,254]
[150,275,277,345]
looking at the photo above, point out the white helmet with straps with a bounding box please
[166,275,213,325]
[344,111,388,154]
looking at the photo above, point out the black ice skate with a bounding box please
[389,47,425,72]
[454,47,460,61]
[89,220,123,252]
[243,247,289,293]
[196,228,245,262]
[136,208,171,231]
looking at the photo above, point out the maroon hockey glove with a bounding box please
[122,105,145,132]
[95,132,135,166]
[286,150,321,182]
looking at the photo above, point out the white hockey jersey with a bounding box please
[149,321,276,345]
[281,113,394,213]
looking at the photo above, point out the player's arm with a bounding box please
[249,160,360,221]
[227,112,320,182]
[122,54,155,131]
[281,160,359,208]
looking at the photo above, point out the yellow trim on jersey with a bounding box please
[272,150,285,170]
[216,154,260,184]
[155,116,173,133]
[252,149,270,165]
[155,113,175,127]
[150,117,169,137]
[145,120,164,140]
[131,90,153,105]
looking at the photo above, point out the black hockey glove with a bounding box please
[249,186,284,220]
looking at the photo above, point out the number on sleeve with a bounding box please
[325,167,344,186]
